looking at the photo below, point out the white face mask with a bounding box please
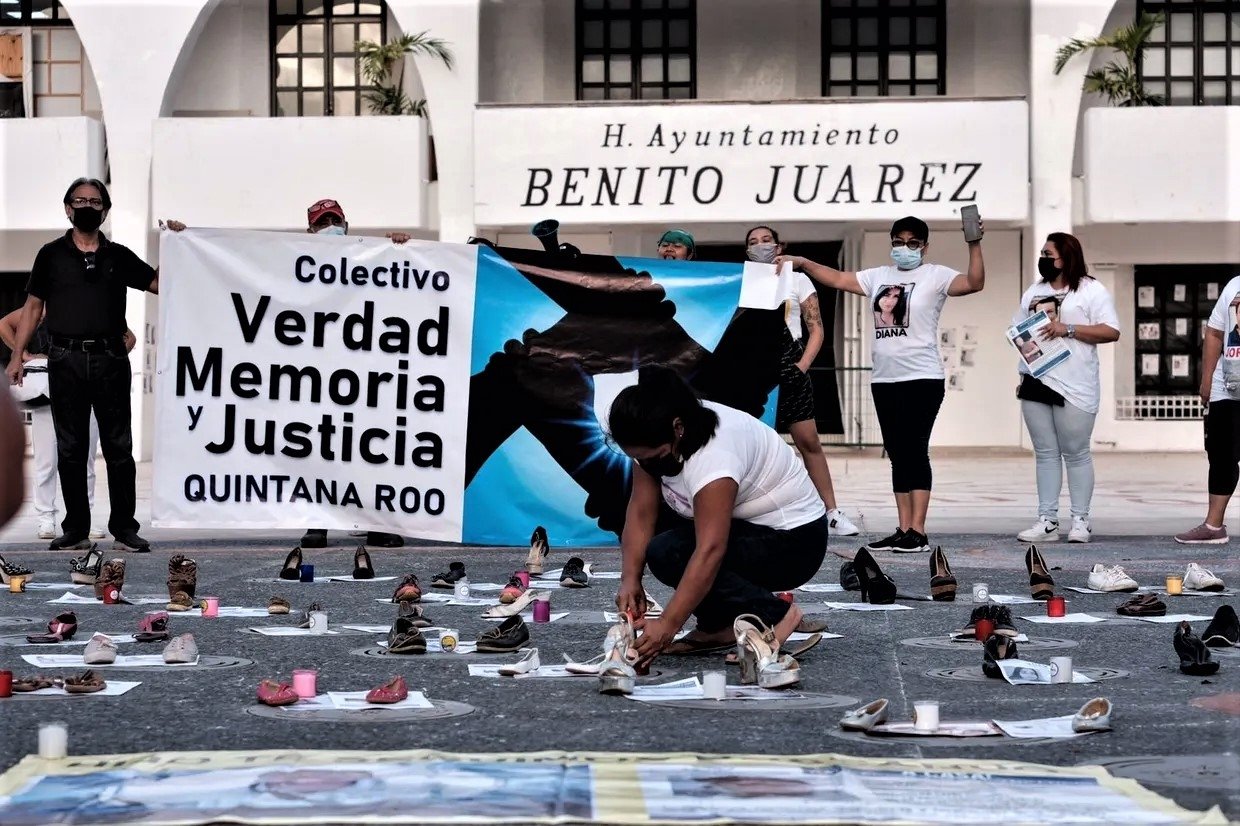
[746,243,779,264]
[316,224,346,236]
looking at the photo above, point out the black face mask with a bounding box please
[637,452,684,479]
[71,207,104,233]
[1038,257,1060,281]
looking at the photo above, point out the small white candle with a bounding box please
[701,671,726,700]
[38,722,67,759]
[913,701,940,732]
[1050,656,1073,684]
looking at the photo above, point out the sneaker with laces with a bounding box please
[1175,523,1228,545]
[891,529,930,554]
[1068,517,1092,543]
[1086,563,1138,593]
[864,529,905,552]
[36,518,56,540]
[1183,562,1225,592]
[1017,517,1059,543]
[827,509,860,537]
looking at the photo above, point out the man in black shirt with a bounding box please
[5,177,172,552]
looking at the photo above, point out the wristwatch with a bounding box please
[1067,325,1076,339]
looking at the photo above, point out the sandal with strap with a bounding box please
[598,614,637,695]
[734,614,801,689]
[12,676,57,692]
[63,670,107,694]
[0,554,34,585]
[26,611,78,644]
[135,612,170,643]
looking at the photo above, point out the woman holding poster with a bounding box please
[1013,233,1119,545]
[776,215,986,555]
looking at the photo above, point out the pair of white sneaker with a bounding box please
[1018,516,1091,544]
[1086,561,1225,593]
[37,519,105,540]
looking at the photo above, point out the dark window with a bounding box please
[1134,265,1238,396]
[1138,1,1240,106]
[270,0,386,117]
[576,0,695,101]
[821,0,945,97]
[0,1,72,25]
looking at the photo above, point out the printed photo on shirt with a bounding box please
[1228,297,1240,349]
[1015,331,1043,365]
[1028,294,1062,324]
[873,284,912,330]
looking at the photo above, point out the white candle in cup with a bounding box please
[913,701,940,732]
[701,671,726,700]
[38,722,68,759]
[1050,656,1073,684]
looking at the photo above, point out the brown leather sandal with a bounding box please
[63,670,107,694]
[11,676,56,692]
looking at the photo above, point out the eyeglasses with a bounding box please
[313,214,345,227]
[69,198,105,209]
[890,239,925,251]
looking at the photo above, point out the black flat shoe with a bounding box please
[1202,605,1239,648]
[49,533,92,551]
[1175,621,1220,675]
[476,616,530,653]
[279,547,303,581]
[853,547,896,605]
[112,531,151,553]
[299,529,327,549]
[431,562,467,589]
[1026,544,1055,601]
[352,545,375,580]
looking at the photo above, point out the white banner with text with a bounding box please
[152,229,476,541]
[474,99,1030,225]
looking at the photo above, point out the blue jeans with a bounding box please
[1021,399,1097,520]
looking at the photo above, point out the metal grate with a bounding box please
[1114,394,1204,420]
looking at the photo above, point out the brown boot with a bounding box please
[167,555,198,600]
[95,558,126,601]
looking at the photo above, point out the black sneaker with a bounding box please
[366,532,403,548]
[991,606,1019,638]
[1202,605,1239,648]
[476,616,530,653]
[865,529,905,552]
[560,557,590,588]
[49,533,92,551]
[112,531,151,553]
[431,561,467,589]
[891,529,930,554]
[299,529,328,549]
[982,634,1019,679]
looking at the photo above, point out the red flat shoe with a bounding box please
[256,679,300,707]
[25,611,78,644]
[365,675,408,704]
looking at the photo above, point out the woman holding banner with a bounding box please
[1014,232,1119,545]
[609,366,827,673]
[744,225,857,537]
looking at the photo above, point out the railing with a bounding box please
[1114,395,1203,421]
[814,366,881,448]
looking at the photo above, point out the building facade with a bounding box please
[1,0,1235,458]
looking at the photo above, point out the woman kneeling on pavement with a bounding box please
[609,365,828,668]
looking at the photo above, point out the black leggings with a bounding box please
[1205,400,1240,496]
[871,378,945,493]
[645,515,828,633]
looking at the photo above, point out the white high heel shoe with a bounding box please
[598,615,637,695]
[562,652,605,675]
[1072,697,1113,732]
[497,647,540,676]
[839,698,889,731]
[733,614,800,690]
[483,589,549,619]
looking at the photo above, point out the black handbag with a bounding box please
[1017,374,1065,407]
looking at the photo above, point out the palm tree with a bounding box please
[1053,12,1163,107]
[357,32,454,117]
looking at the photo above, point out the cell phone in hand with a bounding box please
[960,204,982,243]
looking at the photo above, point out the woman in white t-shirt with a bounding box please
[608,366,827,669]
[777,215,986,554]
[1013,233,1120,545]
[743,225,858,538]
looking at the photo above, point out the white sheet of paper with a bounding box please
[1019,613,1106,624]
[1133,614,1214,624]
[987,594,1043,605]
[179,607,273,619]
[20,582,87,590]
[247,626,341,636]
[626,677,704,703]
[324,576,397,583]
[1064,586,1155,595]
[20,633,137,647]
[45,592,166,605]
[451,596,501,607]
[327,690,434,710]
[467,664,588,679]
[461,583,505,592]
[823,602,914,612]
[603,611,663,623]
[21,654,198,668]
[20,680,142,697]
[797,583,845,593]
[342,625,391,633]
[998,658,1095,685]
[479,611,568,623]
[738,261,795,310]
[992,715,1086,739]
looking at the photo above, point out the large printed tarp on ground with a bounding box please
[153,230,784,546]
[0,749,1221,825]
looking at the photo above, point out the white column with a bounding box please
[1028,0,1118,279]
[59,0,219,458]
[388,0,481,243]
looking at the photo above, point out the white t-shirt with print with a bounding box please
[1014,277,1120,415]
[659,401,825,530]
[1207,274,1240,403]
[784,274,817,342]
[855,263,958,383]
